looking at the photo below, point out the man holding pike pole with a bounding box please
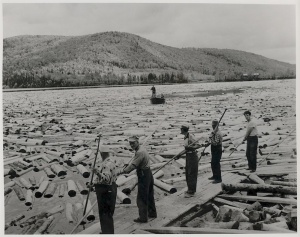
[87,144,121,234]
[243,110,258,173]
[208,119,223,183]
[180,124,201,198]
[119,135,157,223]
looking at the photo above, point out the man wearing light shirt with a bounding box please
[243,111,258,172]
[121,136,157,223]
[91,146,120,234]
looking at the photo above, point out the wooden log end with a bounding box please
[68,191,76,197]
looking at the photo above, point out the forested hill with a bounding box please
[3,31,296,88]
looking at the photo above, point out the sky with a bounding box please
[2,1,298,64]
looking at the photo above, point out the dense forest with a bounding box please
[3,32,296,88]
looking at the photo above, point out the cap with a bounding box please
[99,145,112,153]
[181,124,189,130]
[128,136,139,142]
[212,119,219,125]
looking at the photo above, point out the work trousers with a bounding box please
[211,145,222,181]
[246,136,258,171]
[137,168,157,222]
[185,152,199,193]
[95,182,117,234]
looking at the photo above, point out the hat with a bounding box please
[128,136,139,142]
[181,124,189,130]
[212,119,219,125]
[99,145,112,153]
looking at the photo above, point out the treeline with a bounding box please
[3,71,188,88]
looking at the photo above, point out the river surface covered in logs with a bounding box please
[3,79,297,234]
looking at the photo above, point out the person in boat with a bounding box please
[243,110,258,173]
[89,145,120,234]
[151,85,156,98]
[120,136,157,223]
[208,119,223,183]
[179,124,201,198]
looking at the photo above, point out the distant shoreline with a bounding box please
[2,78,295,93]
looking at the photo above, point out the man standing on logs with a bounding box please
[180,124,201,198]
[208,119,223,183]
[243,111,258,173]
[120,136,157,223]
[90,146,119,234]
[151,85,156,98]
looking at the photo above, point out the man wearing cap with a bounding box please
[90,145,119,234]
[180,124,201,198]
[208,119,223,183]
[243,111,258,172]
[120,136,157,223]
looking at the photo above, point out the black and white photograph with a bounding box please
[2,0,298,235]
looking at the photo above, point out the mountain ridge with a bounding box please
[3,31,296,88]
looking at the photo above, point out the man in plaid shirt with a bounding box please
[208,119,223,183]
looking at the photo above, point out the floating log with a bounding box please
[154,154,166,162]
[51,164,67,177]
[122,177,138,195]
[25,189,33,206]
[13,185,25,201]
[66,203,75,223]
[221,183,297,195]
[219,194,297,205]
[270,180,297,187]
[44,167,56,178]
[76,164,90,178]
[34,216,54,234]
[154,178,177,193]
[83,199,95,221]
[44,183,58,198]
[44,149,64,158]
[58,183,66,197]
[4,168,17,177]
[67,180,77,197]
[4,181,15,189]
[267,159,296,165]
[247,173,265,184]
[5,187,13,196]
[35,180,49,198]
[117,188,131,204]
[213,197,250,209]
[116,174,137,186]
[19,177,32,189]
[76,180,88,195]
[5,214,25,229]
[28,176,37,189]
[46,204,64,216]
[37,176,45,188]
[27,219,45,234]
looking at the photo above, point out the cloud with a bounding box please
[2,3,296,63]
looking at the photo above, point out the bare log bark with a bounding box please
[221,182,296,195]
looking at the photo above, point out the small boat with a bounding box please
[150,97,165,104]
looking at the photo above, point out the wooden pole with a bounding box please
[82,134,101,221]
